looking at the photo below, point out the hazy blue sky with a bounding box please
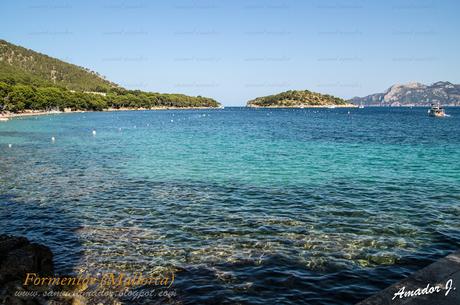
[2,0,459,105]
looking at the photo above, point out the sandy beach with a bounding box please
[0,106,223,121]
[105,106,223,111]
[0,110,72,120]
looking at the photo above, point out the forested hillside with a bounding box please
[0,40,220,112]
[0,39,116,91]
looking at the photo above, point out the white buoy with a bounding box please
[8,144,12,148]
[170,119,174,122]
[118,127,122,131]
[51,136,55,142]
[92,130,96,136]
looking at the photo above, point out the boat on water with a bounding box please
[358,104,364,109]
[428,103,446,117]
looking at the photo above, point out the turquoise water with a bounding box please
[0,107,459,304]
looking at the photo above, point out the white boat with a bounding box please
[428,103,446,117]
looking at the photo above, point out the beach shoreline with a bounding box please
[0,110,64,121]
[0,106,223,120]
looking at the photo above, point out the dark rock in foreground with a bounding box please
[0,235,53,284]
[0,234,68,305]
[357,250,460,305]
[0,235,125,305]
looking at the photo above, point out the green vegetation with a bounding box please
[0,40,220,112]
[0,81,220,112]
[247,90,348,107]
[0,40,116,91]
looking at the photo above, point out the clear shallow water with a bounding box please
[0,107,459,304]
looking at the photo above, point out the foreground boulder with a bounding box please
[0,235,125,305]
[0,234,68,305]
[0,235,53,285]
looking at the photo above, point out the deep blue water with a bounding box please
[0,107,459,304]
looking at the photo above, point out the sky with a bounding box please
[1,0,460,106]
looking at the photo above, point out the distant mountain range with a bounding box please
[350,82,460,106]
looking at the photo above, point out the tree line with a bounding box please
[0,81,220,112]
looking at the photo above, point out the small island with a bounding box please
[247,90,355,108]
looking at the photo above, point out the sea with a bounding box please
[0,107,459,304]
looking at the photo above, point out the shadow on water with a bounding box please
[169,242,460,305]
[0,193,83,275]
[161,256,434,305]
